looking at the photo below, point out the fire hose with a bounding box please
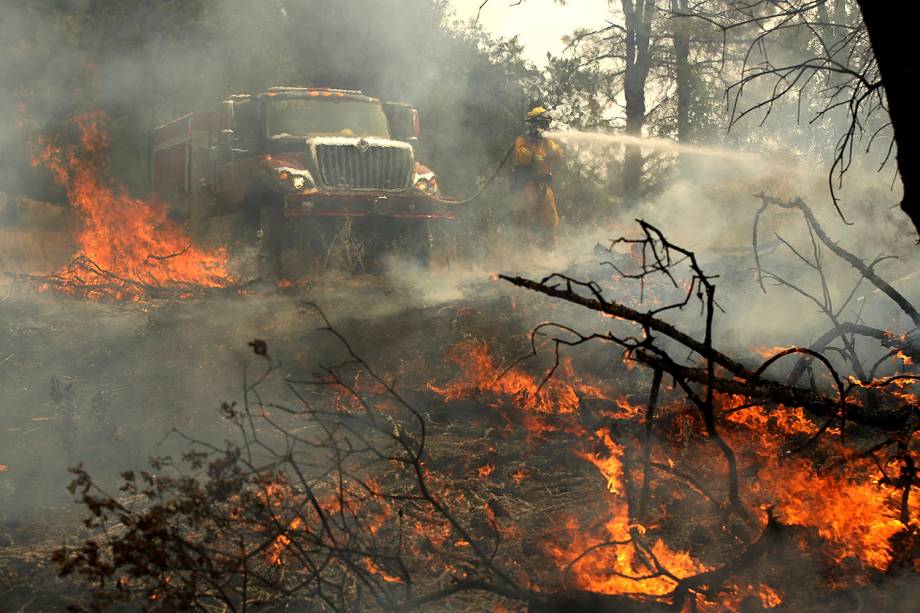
[429,142,516,205]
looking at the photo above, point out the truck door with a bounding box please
[214,99,260,206]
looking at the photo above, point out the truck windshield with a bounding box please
[266,98,390,139]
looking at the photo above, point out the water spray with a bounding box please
[544,130,760,163]
[437,128,759,207]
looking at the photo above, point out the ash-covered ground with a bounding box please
[0,258,632,608]
[0,274,514,502]
[2,199,919,611]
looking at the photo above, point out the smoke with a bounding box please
[0,0,510,534]
[466,122,917,369]
[0,3,917,609]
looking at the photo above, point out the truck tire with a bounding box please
[395,219,432,269]
[258,199,285,281]
[359,218,431,273]
[404,220,432,269]
[280,217,330,278]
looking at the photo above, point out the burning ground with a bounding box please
[0,101,917,613]
[4,0,920,609]
[2,217,920,611]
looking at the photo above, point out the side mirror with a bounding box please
[220,100,234,122]
[383,102,421,142]
[410,109,421,140]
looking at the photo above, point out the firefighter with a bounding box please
[510,106,563,251]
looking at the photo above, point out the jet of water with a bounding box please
[544,130,760,163]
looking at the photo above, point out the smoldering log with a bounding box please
[500,274,915,431]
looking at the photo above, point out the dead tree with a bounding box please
[680,1,901,230]
[501,214,918,541]
[621,0,657,209]
[854,1,920,235]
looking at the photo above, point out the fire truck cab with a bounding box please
[152,87,450,277]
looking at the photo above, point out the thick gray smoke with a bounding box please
[0,0,533,525]
[0,4,918,611]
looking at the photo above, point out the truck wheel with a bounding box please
[188,188,216,246]
[236,188,265,248]
[360,219,431,273]
[400,220,432,270]
[281,218,329,279]
[258,199,286,281]
[302,219,334,276]
[189,204,210,245]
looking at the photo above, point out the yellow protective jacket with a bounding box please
[511,134,562,250]
[513,134,563,182]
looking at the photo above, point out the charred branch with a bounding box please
[499,274,910,430]
[753,193,920,328]
[499,273,752,380]
[5,254,249,300]
[671,509,785,610]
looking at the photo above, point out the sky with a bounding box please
[448,0,613,64]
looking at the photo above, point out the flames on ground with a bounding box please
[420,338,918,609]
[219,333,914,609]
[30,113,232,299]
[427,339,613,436]
[14,113,918,611]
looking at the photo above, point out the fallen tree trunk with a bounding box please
[500,274,915,431]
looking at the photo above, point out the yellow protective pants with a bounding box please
[512,181,559,251]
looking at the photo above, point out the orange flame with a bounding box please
[700,582,784,611]
[363,559,404,583]
[548,429,710,596]
[31,112,232,299]
[512,468,528,485]
[750,345,792,359]
[428,339,611,435]
[722,395,909,571]
[267,516,303,566]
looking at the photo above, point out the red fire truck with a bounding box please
[152,87,451,277]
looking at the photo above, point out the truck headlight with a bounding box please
[413,175,439,196]
[273,167,315,191]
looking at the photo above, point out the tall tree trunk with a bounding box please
[671,0,691,175]
[855,1,920,237]
[623,76,646,209]
[622,0,654,209]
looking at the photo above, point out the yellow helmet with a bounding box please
[524,106,551,124]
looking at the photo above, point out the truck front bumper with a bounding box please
[282,192,455,221]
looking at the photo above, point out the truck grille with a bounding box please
[315,144,413,192]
